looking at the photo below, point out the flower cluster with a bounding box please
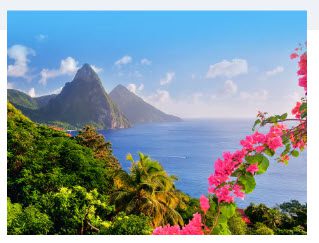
[152,213,203,235]
[153,46,307,235]
[207,124,286,203]
[199,195,210,214]
[292,102,302,119]
[290,48,307,92]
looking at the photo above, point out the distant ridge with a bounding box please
[110,84,182,125]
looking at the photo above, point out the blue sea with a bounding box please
[99,119,307,207]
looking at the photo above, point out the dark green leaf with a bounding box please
[291,150,299,157]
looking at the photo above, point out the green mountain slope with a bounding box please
[7,64,131,129]
[7,89,39,110]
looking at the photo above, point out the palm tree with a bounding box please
[111,152,184,227]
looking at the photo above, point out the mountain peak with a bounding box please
[110,85,182,125]
[113,84,130,93]
[74,63,99,82]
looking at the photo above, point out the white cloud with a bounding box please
[35,34,48,42]
[240,90,269,101]
[223,80,238,95]
[145,89,171,103]
[7,45,35,78]
[91,65,103,73]
[140,58,152,65]
[52,86,63,94]
[206,59,248,79]
[7,82,14,89]
[265,66,284,77]
[142,88,293,118]
[39,57,79,85]
[115,55,132,66]
[160,72,175,85]
[28,87,36,97]
[285,91,302,102]
[127,83,144,94]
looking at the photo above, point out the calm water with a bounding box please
[99,119,306,207]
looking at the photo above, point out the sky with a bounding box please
[7,11,306,118]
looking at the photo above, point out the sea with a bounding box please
[98,119,306,208]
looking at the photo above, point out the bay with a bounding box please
[99,119,307,207]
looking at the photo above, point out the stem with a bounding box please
[209,205,221,235]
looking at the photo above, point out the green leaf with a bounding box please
[291,150,299,157]
[245,154,266,164]
[264,148,275,157]
[301,111,307,119]
[299,102,307,112]
[281,143,291,156]
[252,119,261,131]
[268,116,278,123]
[231,167,243,177]
[220,203,236,219]
[280,113,288,120]
[245,154,269,174]
[256,156,269,175]
[238,174,256,194]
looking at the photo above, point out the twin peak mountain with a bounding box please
[8,64,181,129]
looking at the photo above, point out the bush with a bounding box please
[252,222,274,235]
[102,212,153,235]
[7,197,53,235]
[228,212,248,235]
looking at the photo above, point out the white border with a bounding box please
[1,1,319,242]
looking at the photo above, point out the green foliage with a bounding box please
[238,173,256,193]
[245,154,269,175]
[7,89,39,110]
[38,186,114,234]
[7,103,114,205]
[252,222,274,235]
[112,152,184,227]
[176,195,200,223]
[227,212,247,235]
[7,197,53,235]
[75,125,121,170]
[101,212,152,235]
[244,201,307,235]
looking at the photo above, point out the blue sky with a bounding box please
[7,11,306,118]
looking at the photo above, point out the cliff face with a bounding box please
[110,84,182,125]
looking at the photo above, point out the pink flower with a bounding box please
[242,216,251,224]
[292,102,301,119]
[152,225,181,235]
[180,213,203,235]
[290,53,299,59]
[153,213,204,235]
[233,184,245,199]
[214,184,234,203]
[246,163,258,174]
[255,145,265,153]
[280,154,290,164]
[266,136,283,151]
[199,195,210,214]
[252,131,266,144]
[208,174,228,187]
